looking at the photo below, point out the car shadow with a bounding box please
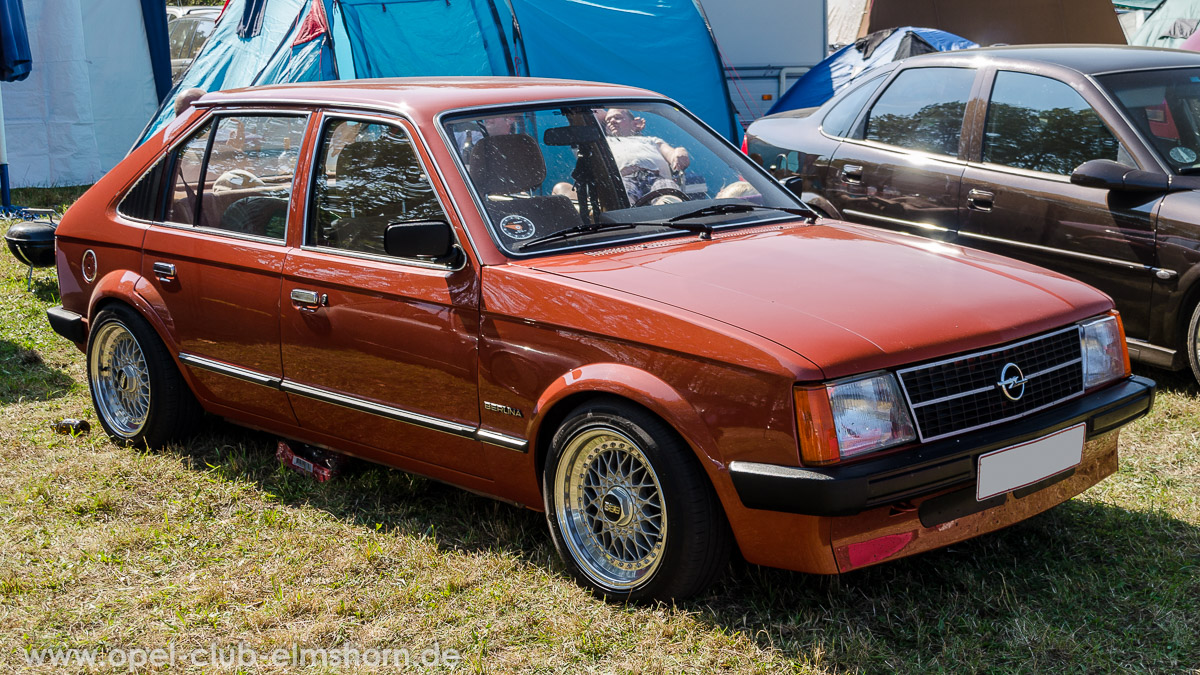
[692,498,1198,670]
[0,339,75,403]
[1134,362,1199,397]
[159,409,1196,671]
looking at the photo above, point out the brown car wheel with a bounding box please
[543,397,732,602]
[87,304,201,448]
[1188,302,1200,386]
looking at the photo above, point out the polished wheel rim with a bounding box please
[555,426,666,590]
[90,322,150,437]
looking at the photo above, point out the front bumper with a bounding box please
[729,375,1155,517]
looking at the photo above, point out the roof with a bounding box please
[906,44,1200,75]
[197,77,662,118]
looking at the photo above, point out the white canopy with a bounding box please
[0,0,159,187]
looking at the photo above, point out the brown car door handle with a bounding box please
[967,189,995,211]
[290,288,327,311]
[841,164,864,182]
[152,262,176,282]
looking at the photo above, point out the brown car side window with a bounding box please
[308,119,444,256]
[163,120,212,226]
[191,115,307,240]
[863,67,976,156]
[984,71,1120,176]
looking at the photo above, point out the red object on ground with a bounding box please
[276,440,344,482]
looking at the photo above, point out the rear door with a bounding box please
[957,70,1159,340]
[278,113,487,478]
[141,112,309,425]
[825,66,980,237]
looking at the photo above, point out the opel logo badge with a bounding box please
[996,362,1027,401]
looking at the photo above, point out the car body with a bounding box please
[745,45,1200,385]
[48,78,1154,600]
[168,9,218,83]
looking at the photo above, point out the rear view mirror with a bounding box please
[544,125,604,146]
[1071,160,1169,192]
[384,220,457,263]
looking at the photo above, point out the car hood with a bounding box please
[520,221,1113,379]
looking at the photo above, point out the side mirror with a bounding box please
[1070,160,1169,192]
[782,175,804,196]
[384,220,457,262]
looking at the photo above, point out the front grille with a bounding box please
[897,326,1084,442]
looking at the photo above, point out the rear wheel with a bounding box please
[88,304,200,447]
[1187,302,1200,385]
[543,398,731,602]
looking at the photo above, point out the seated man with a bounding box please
[604,108,691,204]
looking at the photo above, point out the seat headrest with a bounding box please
[468,134,546,194]
[335,141,377,178]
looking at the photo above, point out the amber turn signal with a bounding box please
[794,384,841,465]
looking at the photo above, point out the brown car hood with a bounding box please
[521,221,1114,379]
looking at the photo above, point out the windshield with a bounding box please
[443,101,804,256]
[1098,67,1200,174]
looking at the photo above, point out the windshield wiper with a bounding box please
[666,203,817,223]
[517,219,725,250]
[517,222,641,250]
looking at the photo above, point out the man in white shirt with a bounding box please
[604,109,690,204]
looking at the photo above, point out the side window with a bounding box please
[822,72,888,138]
[118,156,169,221]
[195,115,307,239]
[983,71,1120,175]
[864,67,976,156]
[164,121,212,226]
[309,119,444,256]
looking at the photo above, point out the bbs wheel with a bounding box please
[1188,302,1200,386]
[543,398,731,602]
[87,304,200,447]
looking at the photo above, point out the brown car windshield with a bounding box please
[1099,67,1200,174]
[443,102,804,256]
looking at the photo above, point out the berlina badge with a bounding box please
[484,401,524,418]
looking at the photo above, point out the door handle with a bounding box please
[290,288,327,311]
[152,262,176,282]
[967,189,995,212]
[841,164,864,183]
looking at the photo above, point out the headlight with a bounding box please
[1080,312,1130,390]
[795,372,917,465]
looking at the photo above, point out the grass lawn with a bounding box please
[1,208,1197,673]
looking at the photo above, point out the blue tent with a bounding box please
[141,0,735,143]
[768,27,977,115]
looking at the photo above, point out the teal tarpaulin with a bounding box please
[140,0,735,144]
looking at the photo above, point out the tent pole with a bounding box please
[0,85,9,211]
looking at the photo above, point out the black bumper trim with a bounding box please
[46,306,87,344]
[728,376,1155,517]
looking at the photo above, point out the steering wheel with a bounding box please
[633,187,689,207]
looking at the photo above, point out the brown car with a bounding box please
[47,79,1153,601]
[746,45,1200,385]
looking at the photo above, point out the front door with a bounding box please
[825,66,979,237]
[958,70,1158,340]
[279,114,485,477]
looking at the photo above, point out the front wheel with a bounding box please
[543,398,731,602]
[1188,302,1200,386]
[87,304,200,447]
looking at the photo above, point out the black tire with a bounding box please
[1188,302,1200,386]
[542,397,732,602]
[87,304,201,447]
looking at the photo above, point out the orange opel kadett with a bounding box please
[48,79,1155,601]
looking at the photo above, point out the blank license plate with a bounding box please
[976,423,1085,501]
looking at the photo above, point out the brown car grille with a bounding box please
[896,326,1084,442]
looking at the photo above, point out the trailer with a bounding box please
[699,0,828,131]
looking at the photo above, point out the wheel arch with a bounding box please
[87,270,179,355]
[528,363,724,501]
